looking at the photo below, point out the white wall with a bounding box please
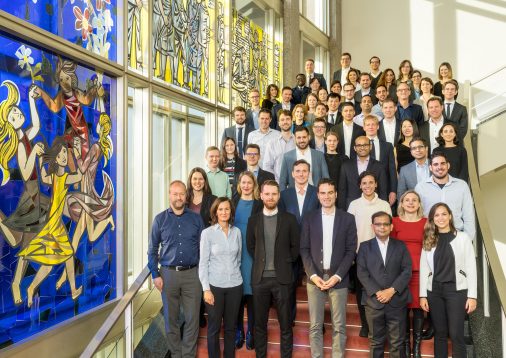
[341,0,506,84]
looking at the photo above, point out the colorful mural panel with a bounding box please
[152,0,215,99]
[216,0,229,105]
[128,0,148,71]
[0,31,117,345]
[1,0,117,62]
[231,10,271,107]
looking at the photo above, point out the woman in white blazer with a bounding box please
[419,203,477,358]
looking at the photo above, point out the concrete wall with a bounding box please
[341,0,506,84]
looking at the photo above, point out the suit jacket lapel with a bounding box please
[384,238,395,267]
[372,239,385,268]
[332,211,342,249]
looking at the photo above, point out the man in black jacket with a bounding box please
[247,180,300,358]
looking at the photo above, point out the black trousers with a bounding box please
[253,277,293,358]
[237,294,254,332]
[427,282,468,358]
[365,304,406,358]
[205,284,243,358]
[350,262,368,328]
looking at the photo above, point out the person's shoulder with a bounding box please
[336,207,355,220]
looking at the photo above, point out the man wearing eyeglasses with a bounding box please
[243,144,274,188]
[397,137,430,199]
[395,82,424,126]
[357,211,412,358]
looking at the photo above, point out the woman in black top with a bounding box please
[420,203,477,358]
[261,83,279,111]
[324,131,348,188]
[186,167,218,327]
[395,118,418,172]
[220,137,246,196]
[433,122,468,181]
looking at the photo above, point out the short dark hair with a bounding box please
[358,170,377,186]
[294,126,310,135]
[278,109,292,119]
[259,108,272,117]
[360,72,372,80]
[281,86,292,93]
[261,179,280,193]
[340,102,355,111]
[427,96,443,106]
[371,211,392,224]
[443,79,459,91]
[210,197,235,225]
[382,97,396,106]
[233,106,246,114]
[292,159,310,171]
[328,92,341,101]
[317,178,336,191]
[341,52,352,60]
[245,143,261,154]
[429,152,449,165]
[409,137,428,147]
[369,56,380,64]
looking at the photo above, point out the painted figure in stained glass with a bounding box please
[172,0,188,85]
[0,81,50,305]
[57,113,115,288]
[217,1,225,102]
[153,0,174,80]
[185,0,210,95]
[128,0,144,69]
[16,137,83,307]
[34,60,99,162]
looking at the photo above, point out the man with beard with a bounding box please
[247,180,300,358]
[148,181,205,357]
[415,152,475,240]
[263,110,296,181]
[279,127,329,189]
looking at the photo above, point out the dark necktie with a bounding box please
[237,127,244,157]
[446,103,452,118]
[330,114,335,125]
[370,139,376,159]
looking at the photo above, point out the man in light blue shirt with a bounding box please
[205,146,232,198]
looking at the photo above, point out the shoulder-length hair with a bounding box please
[438,62,453,80]
[398,59,414,80]
[423,202,457,250]
[220,136,239,169]
[304,93,319,110]
[436,122,459,146]
[236,171,260,200]
[397,118,419,145]
[186,167,212,204]
[397,190,424,218]
[265,83,279,99]
[377,68,395,87]
[210,197,235,225]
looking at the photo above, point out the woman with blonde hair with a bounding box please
[433,62,455,99]
[232,171,263,350]
[420,203,477,358]
[0,81,51,304]
[304,93,318,124]
[291,104,311,133]
[391,190,426,357]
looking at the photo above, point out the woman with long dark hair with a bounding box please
[261,84,279,111]
[220,137,246,195]
[433,122,468,181]
[186,167,217,228]
[395,118,419,172]
[420,203,477,358]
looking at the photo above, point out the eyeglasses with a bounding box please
[245,153,259,157]
[355,144,371,148]
[313,125,326,129]
[410,145,426,151]
[373,222,391,227]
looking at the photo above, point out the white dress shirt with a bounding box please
[428,117,444,153]
[248,128,281,167]
[296,148,313,184]
[382,118,397,145]
[322,209,336,269]
[368,135,380,159]
[295,183,308,216]
[263,133,296,181]
[343,121,354,158]
[376,237,389,265]
[340,67,350,86]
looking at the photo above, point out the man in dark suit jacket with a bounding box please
[419,97,445,154]
[305,58,327,90]
[363,115,398,207]
[355,73,378,105]
[221,106,255,157]
[300,178,357,357]
[292,73,310,105]
[332,52,358,84]
[378,99,401,146]
[442,79,468,139]
[331,102,365,159]
[246,180,300,358]
[271,86,295,130]
[338,136,388,210]
[395,82,424,126]
[246,88,262,129]
[244,144,275,188]
[339,82,362,115]
[357,211,412,358]
[397,138,430,198]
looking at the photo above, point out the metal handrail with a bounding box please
[471,65,506,85]
[81,266,152,358]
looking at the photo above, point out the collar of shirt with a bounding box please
[357,156,370,164]
[361,88,371,95]
[428,174,456,186]
[322,208,336,216]
[207,166,221,173]
[343,120,354,128]
[297,147,310,156]
[213,223,231,233]
[383,117,396,124]
[295,183,309,195]
[248,165,259,173]
[168,207,189,216]
[429,117,444,125]
[361,192,379,203]
[416,160,429,168]
[398,102,413,110]
[263,207,278,216]
[444,100,456,105]
[259,128,273,135]
[236,124,245,129]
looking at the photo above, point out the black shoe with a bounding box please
[421,326,434,340]
[359,326,369,338]
[235,329,245,349]
[246,330,254,350]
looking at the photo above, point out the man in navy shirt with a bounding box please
[148,180,205,358]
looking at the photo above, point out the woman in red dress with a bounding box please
[391,190,426,358]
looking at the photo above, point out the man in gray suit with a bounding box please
[397,137,430,199]
[221,106,255,157]
[279,126,329,189]
[442,80,468,140]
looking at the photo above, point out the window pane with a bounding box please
[128,0,149,74]
[188,121,206,170]
[170,117,185,182]
[152,94,171,216]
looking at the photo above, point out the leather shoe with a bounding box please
[199,315,207,328]
[235,329,245,349]
[246,330,254,350]
[359,326,369,338]
[422,326,434,340]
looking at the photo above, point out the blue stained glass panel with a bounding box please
[0,31,117,346]
[1,0,117,62]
